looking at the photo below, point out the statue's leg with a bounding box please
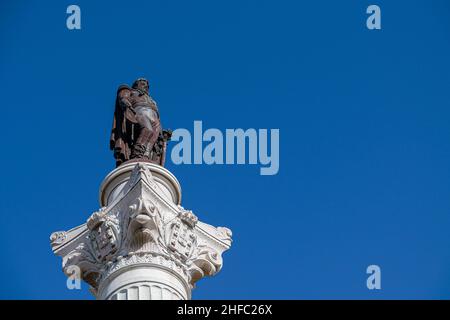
[131,108,156,159]
[147,120,161,152]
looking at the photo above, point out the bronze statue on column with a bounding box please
[110,78,172,167]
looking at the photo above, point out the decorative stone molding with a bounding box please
[50,162,232,300]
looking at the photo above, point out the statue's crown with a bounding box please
[132,78,149,88]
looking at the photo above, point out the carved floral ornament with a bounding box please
[50,231,67,245]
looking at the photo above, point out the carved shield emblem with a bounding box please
[90,222,117,261]
[168,220,196,261]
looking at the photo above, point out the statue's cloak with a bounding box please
[109,84,137,167]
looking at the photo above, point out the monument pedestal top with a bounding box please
[100,161,182,207]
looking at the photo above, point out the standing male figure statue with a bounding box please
[110,78,171,167]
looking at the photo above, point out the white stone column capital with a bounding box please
[50,162,232,300]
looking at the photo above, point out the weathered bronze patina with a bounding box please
[110,78,172,167]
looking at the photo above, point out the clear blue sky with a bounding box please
[1,0,450,299]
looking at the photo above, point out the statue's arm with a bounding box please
[118,88,132,110]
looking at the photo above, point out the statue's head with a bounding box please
[132,78,149,93]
